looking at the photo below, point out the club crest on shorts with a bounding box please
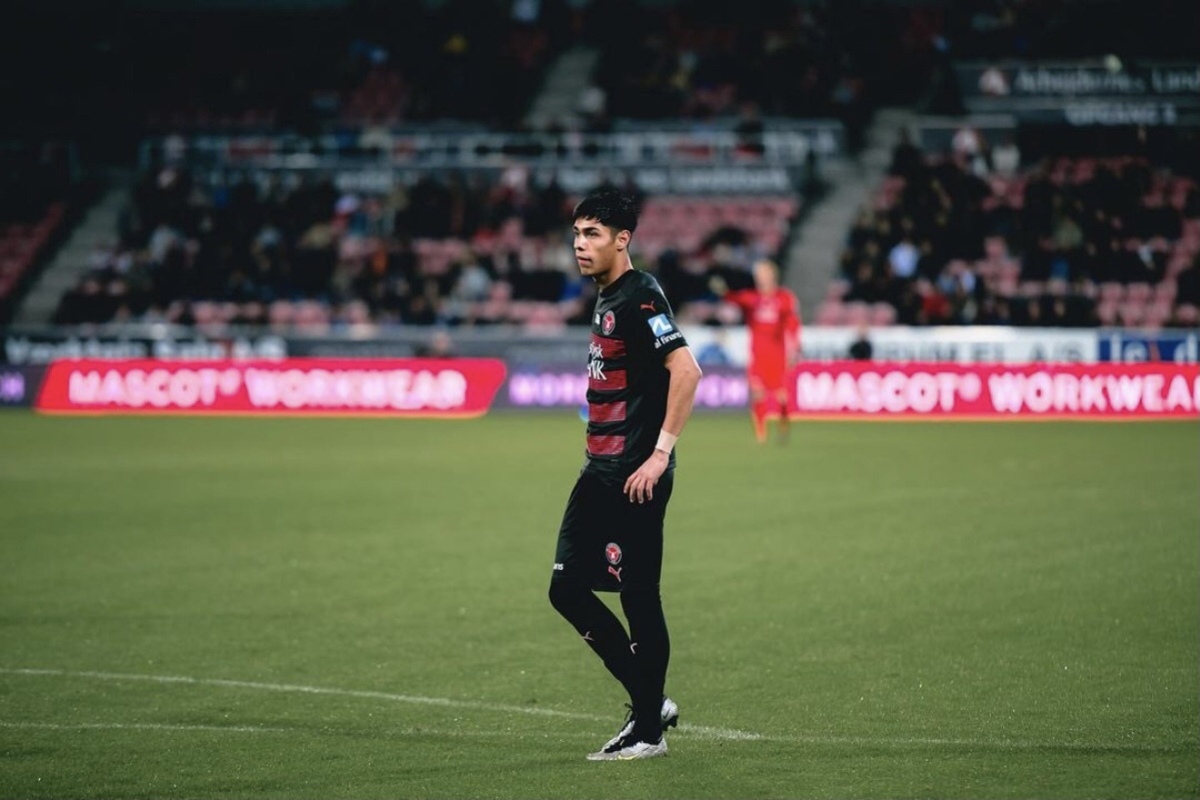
[605,542,622,565]
[601,310,616,335]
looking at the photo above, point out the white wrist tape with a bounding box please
[655,430,679,454]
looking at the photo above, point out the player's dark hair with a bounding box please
[572,187,641,234]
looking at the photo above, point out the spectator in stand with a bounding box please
[416,328,456,358]
[836,137,1199,330]
[887,235,919,281]
[889,128,923,180]
[991,134,1021,178]
[848,324,873,360]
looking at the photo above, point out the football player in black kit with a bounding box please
[548,188,703,761]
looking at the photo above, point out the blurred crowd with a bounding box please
[8,0,1200,333]
[580,2,873,148]
[827,133,1200,328]
[53,167,589,329]
[51,161,801,331]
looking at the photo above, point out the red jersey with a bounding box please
[727,288,801,388]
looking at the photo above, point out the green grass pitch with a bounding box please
[0,411,1196,799]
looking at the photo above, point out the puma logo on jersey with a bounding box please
[607,565,623,582]
[640,302,656,311]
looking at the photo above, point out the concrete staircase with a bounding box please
[524,46,600,130]
[783,107,918,321]
[13,171,132,325]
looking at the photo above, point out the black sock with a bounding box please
[621,584,670,741]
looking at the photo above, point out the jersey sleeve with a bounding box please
[783,290,801,336]
[635,283,688,359]
[726,289,758,316]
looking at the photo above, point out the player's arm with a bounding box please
[709,275,758,311]
[785,291,801,366]
[624,346,702,504]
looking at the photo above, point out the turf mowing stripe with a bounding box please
[0,721,288,734]
[0,720,598,739]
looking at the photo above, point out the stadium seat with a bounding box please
[1175,304,1199,326]
[815,300,844,326]
[870,302,897,326]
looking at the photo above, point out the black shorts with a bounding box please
[551,469,674,593]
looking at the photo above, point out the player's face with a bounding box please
[753,262,778,293]
[572,217,629,284]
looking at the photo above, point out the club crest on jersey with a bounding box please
[605,542,622,565]
[647,313,674,337]
[601,310,616,335]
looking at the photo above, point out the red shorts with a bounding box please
[748,353,788,393]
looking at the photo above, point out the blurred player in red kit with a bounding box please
[713,260,801,443]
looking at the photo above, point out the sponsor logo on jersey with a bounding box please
[587,341,606,382]
[553,562,564,571]
[605,542,622,565]
[647,314,674,337]
[602,310,617,335]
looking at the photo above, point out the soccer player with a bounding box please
[548,188,703,761]
[713,260,801,443]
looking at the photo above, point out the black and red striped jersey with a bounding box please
[583,269,688,483]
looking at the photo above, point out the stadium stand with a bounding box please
[584,1,881,150]
[132,2,567,133]
[50,161,801,333]
[13,0,1200,335]
[821,146,1200,329]
[0,142,87,323]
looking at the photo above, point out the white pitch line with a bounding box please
[0,667,762,741]
[1,668,1186,753]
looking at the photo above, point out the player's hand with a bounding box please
[624,450,669,504]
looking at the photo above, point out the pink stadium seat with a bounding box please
[843,301,870,326]
[870,302,897,326]
[1144,301,1173,329]
[1098,282,1124,303]
[825,279,850,300]
[1118,302,1145,327]
[191,301,219,325]
[1125,283,1152,303]
[1153,281,1178,303]
[268,300,295,327]
[1174,304,1199,326]
[1095,301,1120,326]
[815,300,844,326]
